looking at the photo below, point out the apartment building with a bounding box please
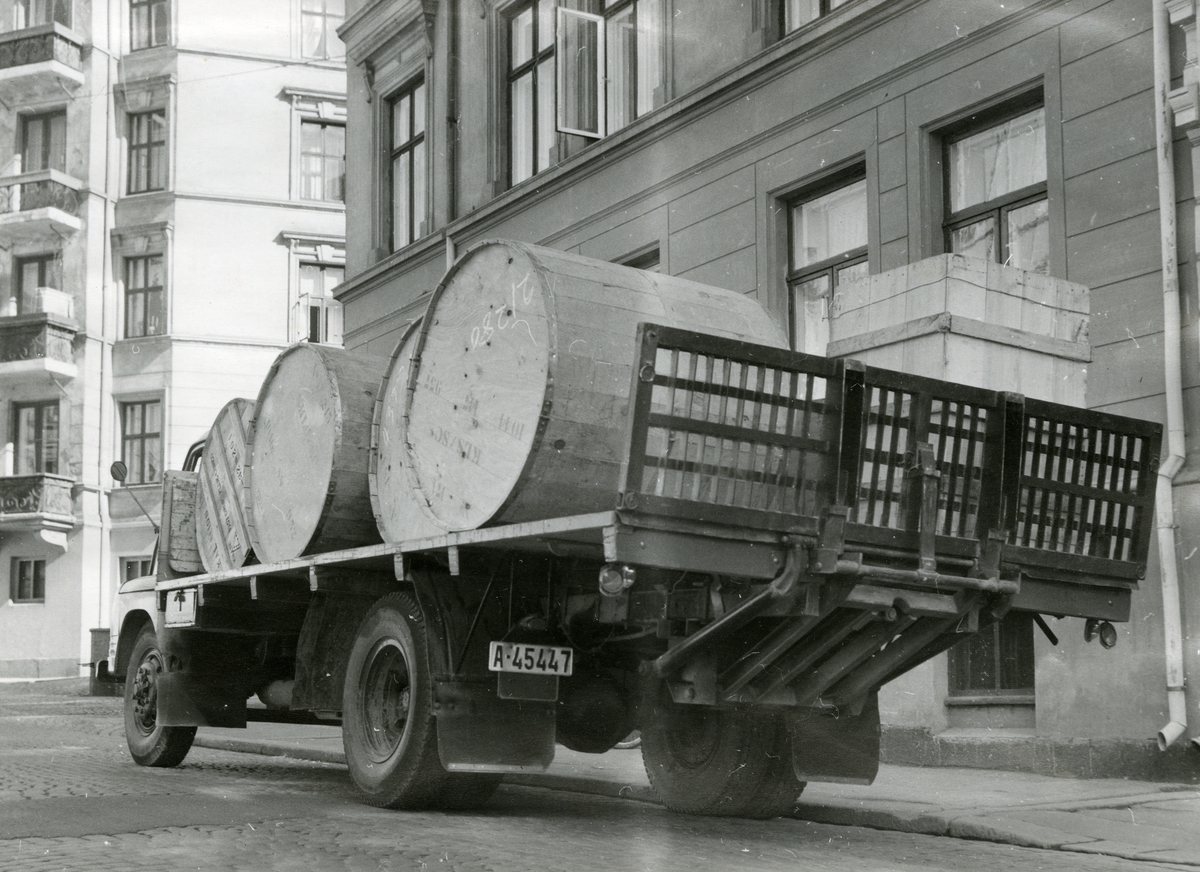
[0,0,346,678]
[335,0,1200,778]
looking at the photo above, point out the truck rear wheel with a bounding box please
[342,592,499,809]
[640,683,805,819]
[124,625,196,767]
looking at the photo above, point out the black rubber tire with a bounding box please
[124,626,196,767]
[342,592,500,810]
[640,683,805,819]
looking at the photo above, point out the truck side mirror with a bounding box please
[110,461,128,484]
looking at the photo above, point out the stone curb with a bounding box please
[191,734,1200,867]
[193,735,347,766]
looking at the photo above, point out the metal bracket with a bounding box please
[813,505,850,574]
[975,529,1007,581]
[907,442,940,578]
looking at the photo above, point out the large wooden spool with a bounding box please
[394,240,788,532]
[195,398,256,572]
[369,319,445,544]
[245,344,389,563]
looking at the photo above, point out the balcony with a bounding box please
[0,305,78,381]
[0,24,84,103]
[0,170,82,243]
[0,473,75,536]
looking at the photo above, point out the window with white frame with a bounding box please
[15,253,62,315]
[389,78,426,251]
[301,0,345,60]
[944,104,1048,274]
[120,399,161,485]
[297,262,344,344]
[128,109,167,193]
[780,0,852,34]
[508,0,664,186]
[283,234,345,346]
[21,110,66,174]
[130,0,169,49]
[787,175,868,355]
[10,558,45,603]
[13,400,58,475]
[300,119,345,202]
[286,90,346,203]
[14,0,71,30]
[124,254,164,338]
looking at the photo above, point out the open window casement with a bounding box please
[557,7,605,139]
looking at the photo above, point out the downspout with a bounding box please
[1151,0,1189,751]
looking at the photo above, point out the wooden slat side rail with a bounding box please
[619,324,845,531]
[1010,398,1161,573]
[849,364,1003,543]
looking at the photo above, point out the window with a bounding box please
[10,558,45,603]
[296,262,344,344]
[509,0,663,184]
[781,0,852,34]
[15,0,71,29]
[944,105,1048,274]
[13,401,58,475]
[301,0,344,59]
[130,0,168,49]
[128,109,167,194]
[124,255,164,338]
[300,119,345,202]
[788,176,868,355]
[21,111,66,174]
[120,400,161,485]
[121,557,153,582]
[15,254,61,314]
[949,613,1035,697]
[389,80,425,250]
[508,1,556,184]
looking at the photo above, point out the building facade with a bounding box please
[336,0,1200,777]
[0,0,346,678]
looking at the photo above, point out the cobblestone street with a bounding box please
[2,681,1197,872]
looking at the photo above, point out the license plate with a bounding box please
[488,642,573,677]
[164,588,197,628]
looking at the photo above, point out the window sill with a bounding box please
[945,694,1035,707]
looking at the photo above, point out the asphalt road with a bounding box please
[1,681,1194,872]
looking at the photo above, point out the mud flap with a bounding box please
[435,678,555,773]
[158,669,247,728]
[788,691,881,785]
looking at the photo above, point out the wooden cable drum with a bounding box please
[245,343,390,563]
[396,239,788,532]
[369,318,446,543]
[195,397,256,572]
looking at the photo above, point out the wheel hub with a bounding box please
[131,653,160,737]
[360,640,412,762]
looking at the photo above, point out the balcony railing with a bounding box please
[0,24,84,101]
[0,473,75,530]
[0,310,77,378]
[0,170,82,241]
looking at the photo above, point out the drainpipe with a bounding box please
[1151,0,1189,751]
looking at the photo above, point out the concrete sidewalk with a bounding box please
[195,722,1200,866]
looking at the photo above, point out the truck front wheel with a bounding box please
[342,592,499,809]
[640,683,805,819]
[124,626,196,767]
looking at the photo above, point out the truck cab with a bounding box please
[102,437,205,688]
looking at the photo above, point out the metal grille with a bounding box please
[635,345,838,522]
[1012,412,1152,562]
